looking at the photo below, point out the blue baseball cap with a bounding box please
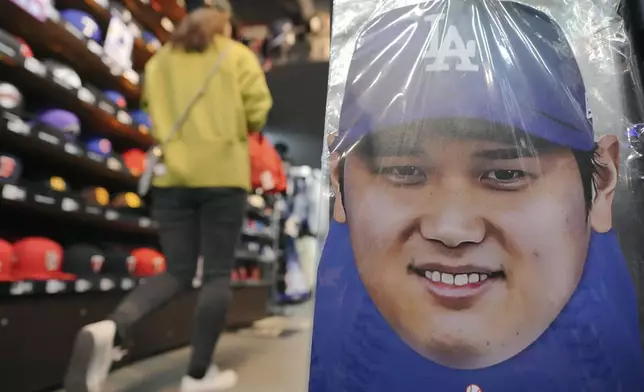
[103,90,127,109]
[332,1,594,154]
[38,109,81,140]
[60,10,103,43]
[85,137,113,157]
[142,31,161,51]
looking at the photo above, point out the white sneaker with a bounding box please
[64,320,123,392]
[180,366,238,391]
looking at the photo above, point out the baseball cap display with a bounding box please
[103,90,127,109]
[13,237,75,280]
[37,109,81,140]
[81,186,110,206]
[111,192,143,209]
[102,246,135,276]
[130,109,151,133]
[0,153,22,185]
[43,59,82,90]
[63,244,105,276]
[141,31,161,52]
[60,10,103,43]
[15,37,33,58]
[0,82,23,111]
[122,148,146,176]
[312,0,644,391]
[0,239,15,281]
[85,137,113,157]
[129,248,165,277]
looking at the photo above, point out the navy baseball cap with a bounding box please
[332,0,594,155]
[61,10,103,43]
[103,90,127,109]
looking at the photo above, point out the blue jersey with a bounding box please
[310,221,644,392]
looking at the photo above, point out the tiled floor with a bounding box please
[71,306,313,392]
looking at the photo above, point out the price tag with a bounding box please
[9,0,48,21]
[87,40,103,56]
[24,57,47,78]
[6,117,31,135]
[2,184,26,201]
[64,142,82,156]
[121,278,134,290]
[104,16,134,70]
[116,110,132,125]
[105,209,119,220]
[75,279,92,293]
[107,157,122,171]
[98,101,116,115]
[34,194,56,205]
[46,280,67,294]
[10,281,34,295]
[77,87,96,105]
[37,131,60,146]
[62,198,80,212]
[100,278,115,291]
[138,217,151,228]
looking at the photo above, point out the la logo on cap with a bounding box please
[423,14,480,72]
[45,251,60,271]
[91,255,105,273]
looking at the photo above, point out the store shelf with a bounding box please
[0,183,157,235]
[0,0,142,102]
[155,0,185,23]
[0,53,153,148]
[0,275,270,298]
[54,0,155,70]
[0,112,138,188]
[122,0,173,43]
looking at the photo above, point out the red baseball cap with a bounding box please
[13,237,76,281]
[122,149,146,177]
[130,248,166,277]
[0,239,16,281]
[15,37,33,58]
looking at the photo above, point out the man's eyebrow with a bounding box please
[472,147,541,160]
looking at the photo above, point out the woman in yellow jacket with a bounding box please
[65,3,272,392]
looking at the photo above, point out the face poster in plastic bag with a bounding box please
[310,0,644,391]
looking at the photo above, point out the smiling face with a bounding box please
[336,120,599,369]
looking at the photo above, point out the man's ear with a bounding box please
[590,135,620,233]
[328,134,347,223]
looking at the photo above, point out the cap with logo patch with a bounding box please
[43,59,83,90]
[85,137,113,157]
[37,109,81,140]
[122,148,146,176]
[0,239,16,281]
[13,237,76,281]
[130,248,166,277]
[332,1,594,155]
[60,9,103,43]
[0,153,22,184]
[103,90,127,109]
[0,82,23,112]
[63,244,106,276]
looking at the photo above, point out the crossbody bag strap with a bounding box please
[158,44,231,147]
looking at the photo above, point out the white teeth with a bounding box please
[420,270,493,286]
[441,273,454,285]
[454,274,468,286]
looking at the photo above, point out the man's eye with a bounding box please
[482,170,529,188]
[380,166,427,185]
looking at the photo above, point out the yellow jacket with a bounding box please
[142,35,273,190]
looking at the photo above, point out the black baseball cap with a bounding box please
[63,244,105,276]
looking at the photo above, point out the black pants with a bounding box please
[109,187,247,378]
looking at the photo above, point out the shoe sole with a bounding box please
[64,322,115,392]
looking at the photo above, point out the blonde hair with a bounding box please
[170,8,230,53]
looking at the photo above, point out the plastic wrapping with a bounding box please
[311,0,644,390]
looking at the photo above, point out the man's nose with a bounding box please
[419,191,485,248]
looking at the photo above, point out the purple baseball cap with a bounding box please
[332,0,594,154]
[38,109,81,140]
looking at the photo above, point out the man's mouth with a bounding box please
[408,265,505,287]
[407,264,505,305]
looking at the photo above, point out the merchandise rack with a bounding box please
[0,2,283,391]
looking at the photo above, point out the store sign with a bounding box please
[103,16,134,70]
[10,0,49,22]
